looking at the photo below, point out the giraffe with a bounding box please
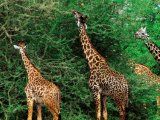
[129,59,160,114]
[13,41,61,120]
[72,11,128,120]
[129,59,158,80]
[134,27,160,114]
[134,27,160,64]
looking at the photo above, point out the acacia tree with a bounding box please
[0,0,159,120]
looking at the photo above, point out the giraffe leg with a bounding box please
[27,99,34,120]
[44,97,59,120]
[47,106,59,120]
[37,104,42,120]
[94,93,101,120]
[53,110,59,120]
[156,96,160,115]
[102,95,107,120]
[117,104,125,120]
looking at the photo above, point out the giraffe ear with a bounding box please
[140,27,144,30]
[13,45,20,49]
[85,24,87,29]
[77,21,80,27]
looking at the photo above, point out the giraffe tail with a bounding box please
[58,113,61,120]
[125,106,129,120]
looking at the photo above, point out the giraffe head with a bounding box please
[72,10,87,29]
[14,41,26,52]
[134,27,150,40]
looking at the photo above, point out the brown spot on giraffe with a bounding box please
[134,27,160,64]
[134,27,160,114]
[129,59,160,114]
[73,11,128,120]
[14,41,61,120]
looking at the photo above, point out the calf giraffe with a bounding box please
[129,59,160,114]
[72,11,128,120]
[14,41,61,120]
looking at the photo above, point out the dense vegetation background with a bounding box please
[0,0,160,120]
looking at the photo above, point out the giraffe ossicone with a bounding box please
[141,27,146,31]
[73,11,128,120]
[14,41,61,120]
[134,27,160,63]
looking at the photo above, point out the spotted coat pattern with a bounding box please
[134,27,160,114]
[73,11,128,120]
[134,27,160,64]
[129,60,160,114]
[14,41,61,120]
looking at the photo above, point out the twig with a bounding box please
[1,26,12,44]
[0,101,8,120]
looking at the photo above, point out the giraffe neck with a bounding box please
[20,49,41,81]
[144,39,160,64]
[79,25,107,70]
[134,63,157,79]
[146,71,157,79]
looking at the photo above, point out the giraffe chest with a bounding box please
[24,81,51,104]
[25,85,45,104]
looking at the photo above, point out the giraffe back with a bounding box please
[129,60,160,84]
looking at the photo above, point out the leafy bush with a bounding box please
[0,0,159,120]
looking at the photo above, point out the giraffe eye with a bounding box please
[142,33,145,35]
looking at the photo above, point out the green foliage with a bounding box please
[0,0,160,120]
